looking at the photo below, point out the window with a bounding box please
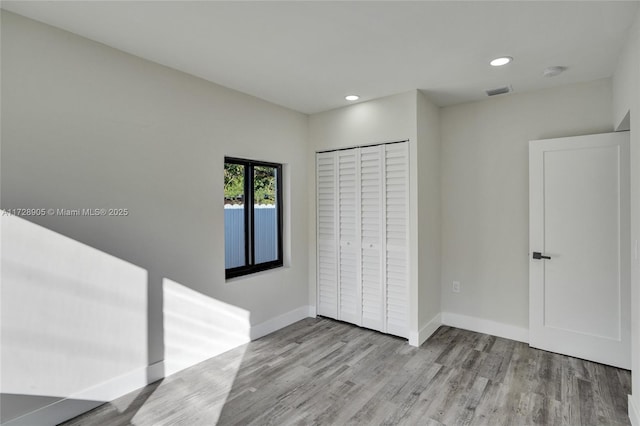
[224,157,283,278]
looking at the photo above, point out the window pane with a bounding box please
[254,165,278,264]
[224,163,245,268]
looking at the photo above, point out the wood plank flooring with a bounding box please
[62,318,632,425]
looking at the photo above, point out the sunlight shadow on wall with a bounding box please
[0,214,148,423]
[162,278,250,377]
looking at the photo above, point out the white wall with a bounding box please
[440,79,614,339]
[1,215,148,423]
[308,91,416,151]
[1,11,309,424]
[613,7,640,425]
[416,91,441,339]
[614,8,640,131]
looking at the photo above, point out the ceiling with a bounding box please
[2,1,639,114]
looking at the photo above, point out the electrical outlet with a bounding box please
[452,281,461,293]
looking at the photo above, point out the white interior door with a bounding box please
[529,132,630,369]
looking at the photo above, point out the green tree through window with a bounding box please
[224,164,276,205]
[224,163,244,204]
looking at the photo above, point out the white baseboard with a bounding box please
[308,305,317,318]
[630,395,640,426]
[145,361,166,384]
[409,313,442,347]
[72,361,164,402]
[250,305,312,340]
[3,362,164,426]
[2,398,104,426]
[441,312,529,343]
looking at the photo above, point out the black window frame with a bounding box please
[224,157,283,279]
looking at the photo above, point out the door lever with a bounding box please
[532,252,551,260]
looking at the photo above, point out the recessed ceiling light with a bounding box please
[490,56,513,67]
[345,95,359,101]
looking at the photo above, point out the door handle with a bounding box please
[532,252,551,260]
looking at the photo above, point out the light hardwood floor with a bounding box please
[62,317,632,425]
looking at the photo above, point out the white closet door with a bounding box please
[337,149,362,325]
[360,146,385,332]
[384,143,409,338]
[316,152,338,318]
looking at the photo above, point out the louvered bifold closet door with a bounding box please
[360,146,385,332]
[316,152,338,318]
[384,143,409,338]
[337,149,362,325]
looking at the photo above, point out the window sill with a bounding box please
[225,262,284,281]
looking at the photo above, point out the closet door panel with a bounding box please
[360,146,384,332]
[338,150,361,325]
[316,152,338,318]
[384,143,409,338]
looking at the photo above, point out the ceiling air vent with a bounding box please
[485,85,512,97]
